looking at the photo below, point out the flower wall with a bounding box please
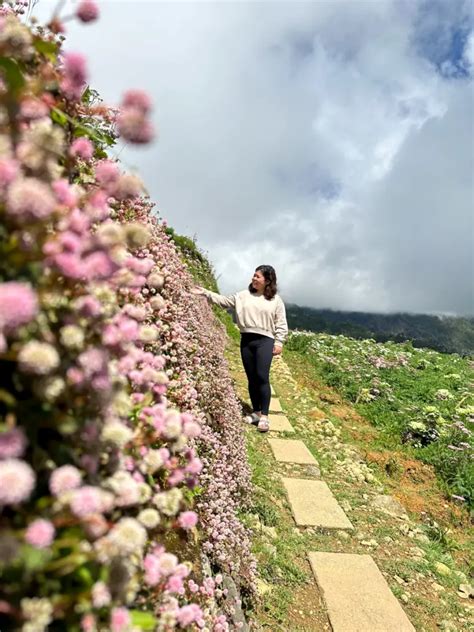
[0,3,254,630]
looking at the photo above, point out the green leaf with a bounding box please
[34,39,58,62]
[51,107,68,128]
[22,545,52,572]
[0,57,25,94]
[130,610,157,630]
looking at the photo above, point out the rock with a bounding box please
[304,465,322,478]
[432,582,445,592]
[361,539,378,547]
[400,594,409,604]
[372,494,408,519]
[256,578,272,595]
[458,583,474,599]
[416,533,430,544]
[394,575,406,585]
[439,620,457,631]
[434,562,452,577]
[262,525,277,540]
[410,546,425,558]
[222,574,250,632]
[340,500,352,513]
[339,531,350,540]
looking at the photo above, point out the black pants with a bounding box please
[240,333,274,416]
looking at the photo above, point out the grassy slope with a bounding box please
[285,332,474,509]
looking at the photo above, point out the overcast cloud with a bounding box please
[35,0,474,314]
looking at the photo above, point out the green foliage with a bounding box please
[130,611,157,630]
[0,56,25,93]
[166,228,218,292]
[286,304,474,356]
[286,331,474,508]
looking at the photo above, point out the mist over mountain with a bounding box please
[286,304,474,356]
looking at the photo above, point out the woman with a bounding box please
[192,265,288,433]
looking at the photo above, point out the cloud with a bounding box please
[33,0,474,314]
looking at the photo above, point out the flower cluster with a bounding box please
[0,6,254,631]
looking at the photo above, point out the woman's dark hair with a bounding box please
[248,264,278,300]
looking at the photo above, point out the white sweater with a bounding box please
[202,288,288,346]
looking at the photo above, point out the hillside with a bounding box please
[286,304,474,356]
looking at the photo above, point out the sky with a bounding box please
[33,0,474,315]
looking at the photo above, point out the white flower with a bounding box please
[153,488,182,517]
[18,341,60,375]
[101,421,134,447]
[96,223,124,247]
[112,391,132,416]
[20,597,53,631]
[35,376,65,401]
[137,482,152,503]
[108,518,147,555]
[105,471,140,506]
[60,325,85,350]
[139,325,159,343]
[163,411,182,439]
[137,508,160,529]
[141,449,164,474]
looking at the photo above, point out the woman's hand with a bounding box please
[272,344,283,356]
[189,286,206,295]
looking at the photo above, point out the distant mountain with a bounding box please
[285,304,474,356]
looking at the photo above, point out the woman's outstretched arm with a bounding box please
[191,286,237,309]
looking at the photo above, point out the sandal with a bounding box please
[257,418,270,433]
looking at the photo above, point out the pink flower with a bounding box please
[166,574,184,593]
[62,52,88,99]
[53,253,85,279]
[0,427,27,459]
[49,465,82,495]
[143,553,161,586]
[183,420,201,438]
[122,90,152,115]
[0,282,38,332]
[117,107,154,144]
[0,459,35,505]
[70,486,106,517]
[70,137,94,160]
[20,97,49,121]
[178,510,198,530]
[176,604,203,627]
[6,178,56,222]
[110,607,131,632]
[92,581,111,608]
[74,296,102,317]
[81,614,97,632]
[95,160,120,188]
[0,159,18,187]
[25,519,55,548]
[76,0,99,23]
[53,179,78,208]
[83,251,116,280]
[82,513,108,539]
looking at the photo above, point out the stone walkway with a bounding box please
[268,389,416,631]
